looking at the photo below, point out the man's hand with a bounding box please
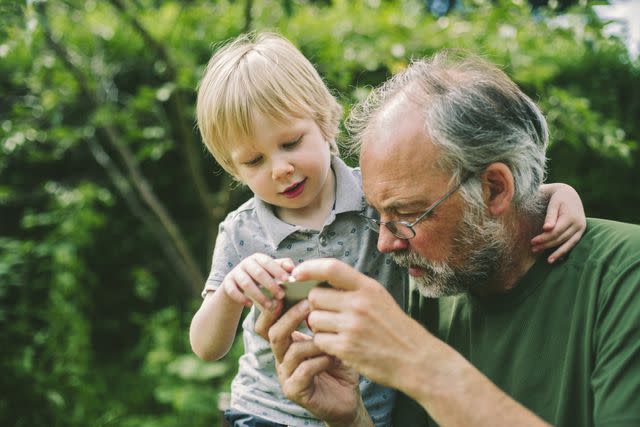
[280,331,362,425]
[255,299,371,427]
[293,258,434,391]
[294,259,552,427]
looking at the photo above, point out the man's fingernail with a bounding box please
[300,299,310,312]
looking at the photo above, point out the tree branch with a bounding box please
[36,2,204,295]
[86,137,201,295]
[107,0,220,230]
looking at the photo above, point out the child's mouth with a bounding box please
[281,179,306,198]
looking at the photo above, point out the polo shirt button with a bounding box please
[319,235,328,246]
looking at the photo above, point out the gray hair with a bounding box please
[347,50,549,216]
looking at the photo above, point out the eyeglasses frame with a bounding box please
[362,174,471,240]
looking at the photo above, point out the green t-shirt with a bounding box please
[393,218,640,427]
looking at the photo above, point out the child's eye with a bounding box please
[282,136,302,150]
[243,155,263,167]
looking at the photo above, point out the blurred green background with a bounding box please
[1,0,638,426]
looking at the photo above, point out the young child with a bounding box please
[189,32,585,427]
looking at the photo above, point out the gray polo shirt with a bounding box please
[204,156,407,426]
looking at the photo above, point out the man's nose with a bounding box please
[376,225,409,253]
[272,157,294,180]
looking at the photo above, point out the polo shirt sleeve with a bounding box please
[202,217,243,298]
[592,258,640,426]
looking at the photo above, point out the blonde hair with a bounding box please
[196,32,342,179]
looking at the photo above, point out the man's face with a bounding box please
[360,98,509,297]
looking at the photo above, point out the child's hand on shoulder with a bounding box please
[531,183,586,264]
[221,253,293,310]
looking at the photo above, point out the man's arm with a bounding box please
[299,258,551,427]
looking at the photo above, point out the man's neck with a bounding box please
[475,213,544,296]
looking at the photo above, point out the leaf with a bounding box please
[166,354,230,381]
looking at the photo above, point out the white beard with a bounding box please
[392,207,510,298]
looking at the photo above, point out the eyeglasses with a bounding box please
[362,175,469,240]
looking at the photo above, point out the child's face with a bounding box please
[230,114,334,217]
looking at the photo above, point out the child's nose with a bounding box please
[272,158,294,180]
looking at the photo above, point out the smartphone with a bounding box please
[281,279,329,309]
[259,279,329,311]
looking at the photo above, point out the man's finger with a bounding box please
[268,299,310,363]
[307,306,345,333]
[280,339,325,380]
[291,258,373,292]
[254,299,283,340]
[283,355,335,400]
[291,331,312,342]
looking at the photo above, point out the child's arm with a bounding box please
[189,254,293,361]
[531,183,586,264]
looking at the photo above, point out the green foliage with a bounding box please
[1,0,638,425]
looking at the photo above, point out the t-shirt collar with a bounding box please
[254,155,366,248]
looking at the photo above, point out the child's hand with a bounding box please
[531,183,586,264]
[221,253,293,310]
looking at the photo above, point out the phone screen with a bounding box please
[259,279,329,311]
[281,279,329,309]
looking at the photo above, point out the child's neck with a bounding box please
[276,169,336,231]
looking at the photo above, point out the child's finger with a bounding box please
[531,214,574,246]
[255,258,293,299]
[233,268,273,309]
[222,279,252,306]
[274,258,295,273]
[532,225,576,252]
[546,231,583,264]
[246,254,289,299]
[543,198,560,231]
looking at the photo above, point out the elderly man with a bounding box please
[257,51,640,427]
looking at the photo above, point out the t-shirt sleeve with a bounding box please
[202,218,242,298]
[592,259,640,426]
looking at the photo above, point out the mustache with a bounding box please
[391,251,432,269]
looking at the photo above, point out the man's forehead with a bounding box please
[360,107,447,210]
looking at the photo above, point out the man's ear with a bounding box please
[481,163,514,217]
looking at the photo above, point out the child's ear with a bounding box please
[481,162,514,217]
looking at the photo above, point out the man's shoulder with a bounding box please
[586,217,640,233]
[583,218,640,251]
[571,218,640,273]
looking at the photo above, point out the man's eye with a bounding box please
[243,155,263,167]
[282,136,302,150]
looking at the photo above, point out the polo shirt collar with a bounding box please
[254,156,366,248]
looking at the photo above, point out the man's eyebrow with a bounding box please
[364,198,426,214]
